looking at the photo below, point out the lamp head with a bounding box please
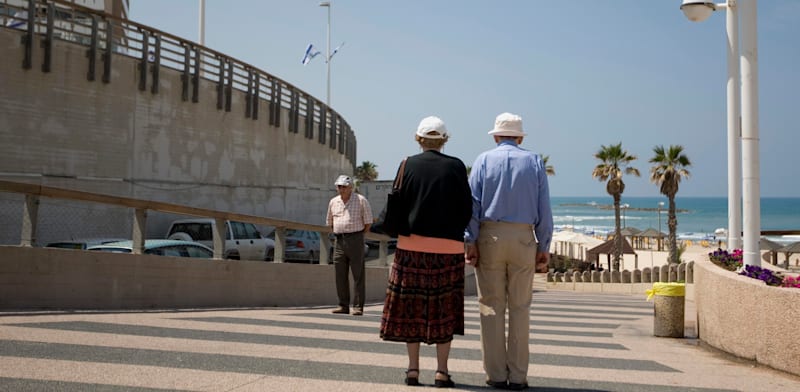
[319,1,330,7]
[680,0,717,22]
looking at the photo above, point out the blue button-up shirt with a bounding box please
[465,140,553,252]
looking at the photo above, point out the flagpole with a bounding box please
[320,1,331,107]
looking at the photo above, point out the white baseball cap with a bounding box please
[334,175,353,187]
[415,116,449,139]
[488,112,527,137]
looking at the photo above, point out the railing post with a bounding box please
[20,195,40,247]
[150,35,160,94]
[21,0,35,70]
[138,31,149,91]
[319,232,331,265]
[212,218,226,260]
[101,18,112,83]
[379,239,389,266]
[132,209,147,255]
[274,227,286,263]
[86,16,98,81]
[41,2,54,73]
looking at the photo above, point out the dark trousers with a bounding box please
[333,231,365,309]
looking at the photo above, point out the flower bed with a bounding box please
[708,248,798,289]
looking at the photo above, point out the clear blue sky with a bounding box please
[130,0,799,198]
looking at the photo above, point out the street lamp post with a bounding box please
[622,203,630,228]
[319,1,331,107]
[679,0,760,266]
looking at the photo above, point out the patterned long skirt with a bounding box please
[379,248,465,344]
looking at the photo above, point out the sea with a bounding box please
[552,196,800,244]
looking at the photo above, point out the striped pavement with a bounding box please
[1,288,800,391]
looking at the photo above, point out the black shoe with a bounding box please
[331,306,349,314]
[434,371,455,388]
[507,382,528,391]
[486,380,508,389]
[404,369,420,386]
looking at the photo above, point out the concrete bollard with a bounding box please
[652,267,660,283]
[622,270,631,283]
[601,270,610,283]
[686,261,694,284]
[669,264,678,282]
[564,272,572,282]
[632,269,641,283]
[573,271,583,282]
[647,282,686,338]
[547,272,554,282]
[591,271,601,283]
[611,271,621,283]
[583,271,591,283]
[554,272,563,282]
[642,267,651,283]
[660,265,670,282]
[677,263,686,282]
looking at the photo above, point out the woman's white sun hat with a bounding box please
[488,112,526,137]
[415,116,449,139]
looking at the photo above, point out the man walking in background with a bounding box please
[464,112,553,390]
[327,174,373,316]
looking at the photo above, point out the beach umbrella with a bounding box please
[759,237,783,265]
[778,241,800,268]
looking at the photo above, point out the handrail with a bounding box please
[0,0,356,164]
[0,180,394,265]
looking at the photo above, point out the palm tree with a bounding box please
[542,155,556,176]
[591,143,639,271]
[354,161,378,182]
[649,145,691,264]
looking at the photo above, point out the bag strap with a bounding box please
[393,158,408,190]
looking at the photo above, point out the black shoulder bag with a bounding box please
[371,158,408,238]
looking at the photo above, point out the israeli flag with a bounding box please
[6,11,27,29]
[328,42,345,62]
[301,44,321,65]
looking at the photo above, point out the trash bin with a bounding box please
[646,282,685,338]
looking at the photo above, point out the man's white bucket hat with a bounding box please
[488,112,526,137]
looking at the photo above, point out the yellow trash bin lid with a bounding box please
[646,282,685,301]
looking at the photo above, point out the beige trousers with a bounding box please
[474,221,537,384]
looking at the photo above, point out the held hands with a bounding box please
[464,243,479,268]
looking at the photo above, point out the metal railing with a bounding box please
[0,180,394,265]
[0,0,356,165]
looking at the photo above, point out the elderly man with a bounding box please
[465,112,553,390]
[326,174,373,316]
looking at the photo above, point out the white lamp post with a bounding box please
[680,0,760,266]
[622,203,630,228]
[319,1,331,107]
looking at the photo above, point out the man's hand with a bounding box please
[535,251,550,273]
[465,242,479,268]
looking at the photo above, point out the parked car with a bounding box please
[165,219,274,261]
[87,239,214,258]
[264,228,371,263]
[45,238,128,250]
[264,228,322,263]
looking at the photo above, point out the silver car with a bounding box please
[88,239,214,258]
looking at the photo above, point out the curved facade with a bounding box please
[0,3,355,242]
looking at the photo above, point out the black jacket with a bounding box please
[394,150,472,242]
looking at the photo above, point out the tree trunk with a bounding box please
[613,193,622,271]
[668,196,678,264]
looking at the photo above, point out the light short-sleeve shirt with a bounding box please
[327,193,373,234]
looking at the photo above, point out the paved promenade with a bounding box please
[1,282,799,391]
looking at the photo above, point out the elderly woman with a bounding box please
[379,116,473,388]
